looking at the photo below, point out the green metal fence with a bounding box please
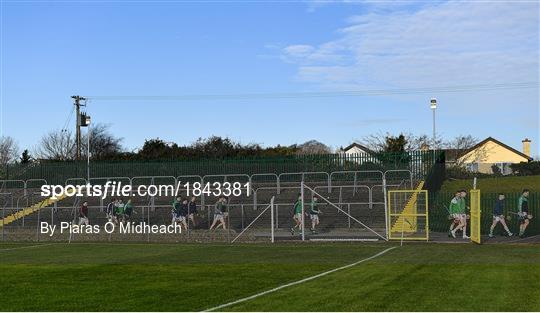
[2,151,444,185]
[430,191,539,236]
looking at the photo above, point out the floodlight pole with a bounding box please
[430,98,437,148]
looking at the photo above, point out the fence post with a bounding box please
[275,204,279,229]
[353,172,357,195]
[327,173,331,193]
[227,203,231,243]
[241,204,244,230]
[52,201,56,225]
[36,202,41,242]
[2,196,5,241]
[147,205,150,242]
[348,203,351,228]
[253,191,257,213]
[207,205,211,230]
[271,196,275,243]
[301,181,305,241]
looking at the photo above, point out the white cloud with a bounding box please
[284,45,315,57]
[282,1,539,89]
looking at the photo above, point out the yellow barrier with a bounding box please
[388,189,429,241]
[0,194,69,227]
[389,181,425,233]
[470,189,481,244]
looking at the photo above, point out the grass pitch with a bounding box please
[441,175,540,193]
[0,242,539,311]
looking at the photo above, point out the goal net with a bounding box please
[299,182,387,241]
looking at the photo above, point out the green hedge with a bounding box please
[2,151,442,185]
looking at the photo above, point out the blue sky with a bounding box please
[1,0,539,156]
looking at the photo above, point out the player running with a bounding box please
[123,199,134,222]
[489,193,513,238]
[115,199,125,224]
[209,196,227,230]
[518,189,533,238]
[178,198,189,231]
[291,194,303,235]
[450,190,469,239]
[105,198,117,223]
[187,196,198,227]
[78,201,89,226]
[309,196,322,234]
[171,197,182,226]
[448,191,461,237]
[222,196,229,223]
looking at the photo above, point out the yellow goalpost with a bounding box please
[470,189,481,244]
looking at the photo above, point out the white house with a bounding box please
[339,142,376,165]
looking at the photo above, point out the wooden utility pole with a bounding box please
[72,95,86,160]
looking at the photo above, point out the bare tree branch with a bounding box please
[0,136,19,165]
[34,130,76,160]
[296,140,332,155]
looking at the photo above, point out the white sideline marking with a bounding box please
[202,246,397,312]
[0,243,56,251]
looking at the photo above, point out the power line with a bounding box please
[61,106,75,133]
[86,82,539,102]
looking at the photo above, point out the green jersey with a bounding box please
[309,200,320,215]
[293,199,302,214]
[124,203,133,215]
[215,201,227,214]
[172,200,181,214]
[449,197,460,214]
[458,197,466,214]
[518,195,529,213]
[115,203,125,215]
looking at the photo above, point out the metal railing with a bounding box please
[1,169,412,196]
[0,169,416,242]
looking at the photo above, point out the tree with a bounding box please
[408,134,444,151]
[82,124,123,160]
[34,130,76,160]
[444,135,486,168]
[361,132,388,152]
[138,138,176,159]
[296,140,331,155]
[362,132,411,152]
[193,136,241,157]
[20,149,32,164]
[445,135,477,151]
[35,124,123,161]
[0,136,19,165]
[384,134,407,153]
